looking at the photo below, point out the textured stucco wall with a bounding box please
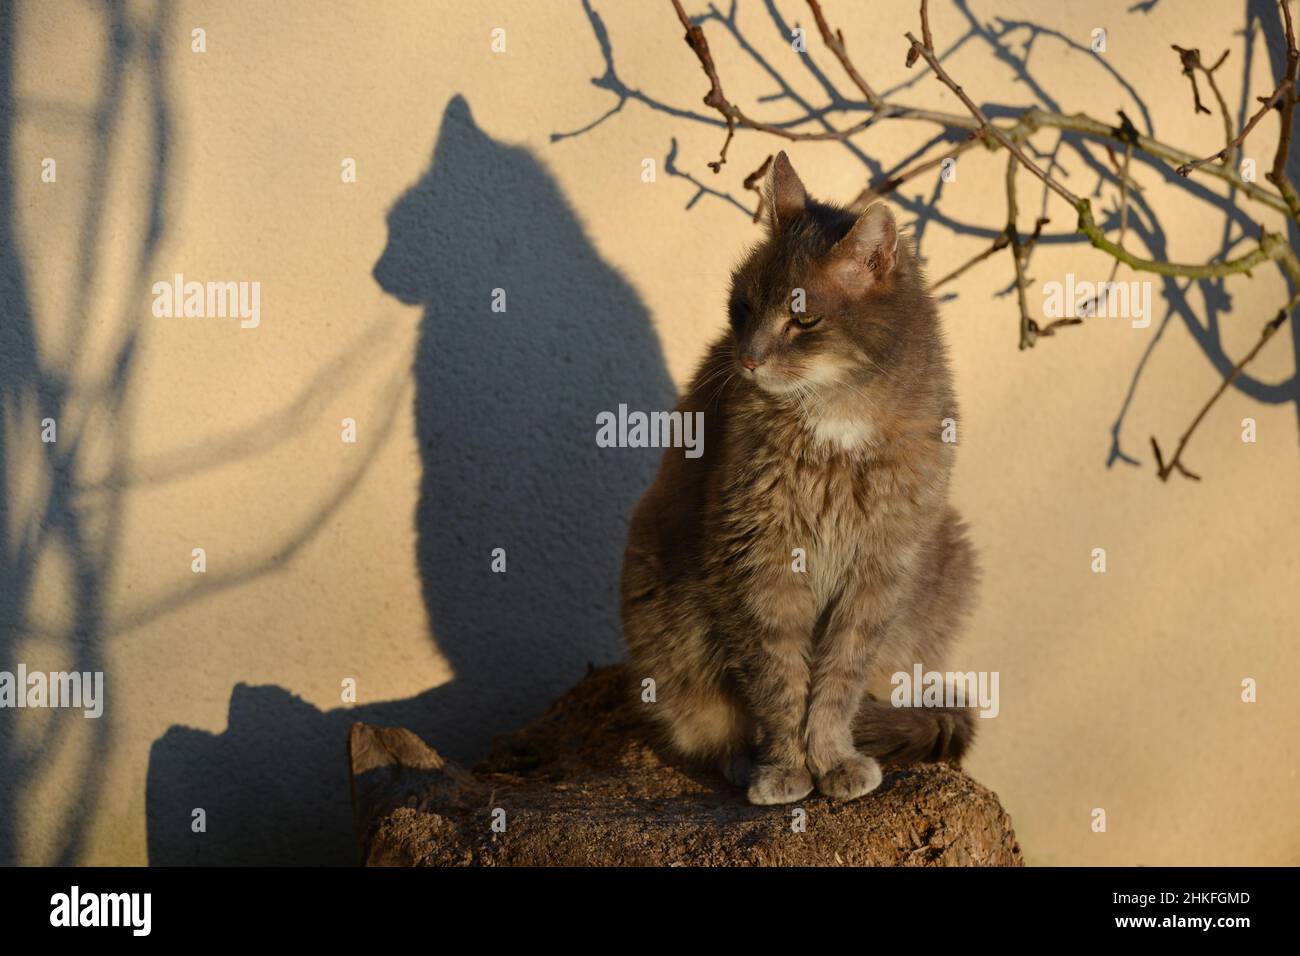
[0,0,1296,865]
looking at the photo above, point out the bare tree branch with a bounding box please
[1177,1,1297,199]
[904,11,1081,208]
[1265,0,1300,217]
[661,0,1300,482]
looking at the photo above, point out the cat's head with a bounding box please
[727,152,923,399]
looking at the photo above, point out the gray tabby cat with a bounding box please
[621,152,979,805]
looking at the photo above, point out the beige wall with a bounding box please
[1,0,1296,865]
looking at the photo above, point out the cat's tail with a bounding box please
[853,698,976,766]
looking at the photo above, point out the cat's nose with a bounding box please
[741,356,764,370]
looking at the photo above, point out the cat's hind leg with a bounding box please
[659,682,752,784]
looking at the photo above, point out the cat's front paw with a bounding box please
[747,763,813,805]
[814,753,882,802]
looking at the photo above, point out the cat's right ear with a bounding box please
[762,151,808,232]
[826,202,898,290]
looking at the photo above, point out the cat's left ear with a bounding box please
[828,202,898,285]
[763,151,809,231]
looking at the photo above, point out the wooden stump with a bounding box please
[348,664,1023,866]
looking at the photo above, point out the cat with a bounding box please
[621,151,979,805]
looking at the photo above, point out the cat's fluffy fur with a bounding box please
[621,152,979,805]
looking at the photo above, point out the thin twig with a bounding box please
[929,214,1046,294]
[806,0,881,108]
[931,230,1010,289]
[851,135,975,208]
[1204,53,1234,154]
[743,154,773,223]
[1022,213,1051,262]
[1177,2,1297,185]
[1172,45,1213,115]
[904,12,1081,208]
[670,0,735,171]
[1007,157,1047,349]
[670,0,895,171]
[1106,140,1134,284]
[1104,143,1144,192]
[1152,298,1297,481]
[1175,91,1289,178]
[1265,0,1300,217]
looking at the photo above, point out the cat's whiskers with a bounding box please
[790,381,814,420]
[705,370,737,410]
[694,361,733,396]
[694,355,738,406]
[776,366,884,449]
[859,351,886,374]
[829,376,878,412]
[780,372,823,423]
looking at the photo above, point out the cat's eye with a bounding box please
[791,312,823,329]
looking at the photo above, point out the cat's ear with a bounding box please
[763,151,808,230]
[828,202,898,286]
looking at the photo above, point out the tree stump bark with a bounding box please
[348,664,1023,866]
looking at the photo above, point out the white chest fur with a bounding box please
[810,412,876,453]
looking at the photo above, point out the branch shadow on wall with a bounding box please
[146,93,674,863]
[0,0,172,866]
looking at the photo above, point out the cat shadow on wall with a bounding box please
[372,93,675,756]
[146,94,675,863]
